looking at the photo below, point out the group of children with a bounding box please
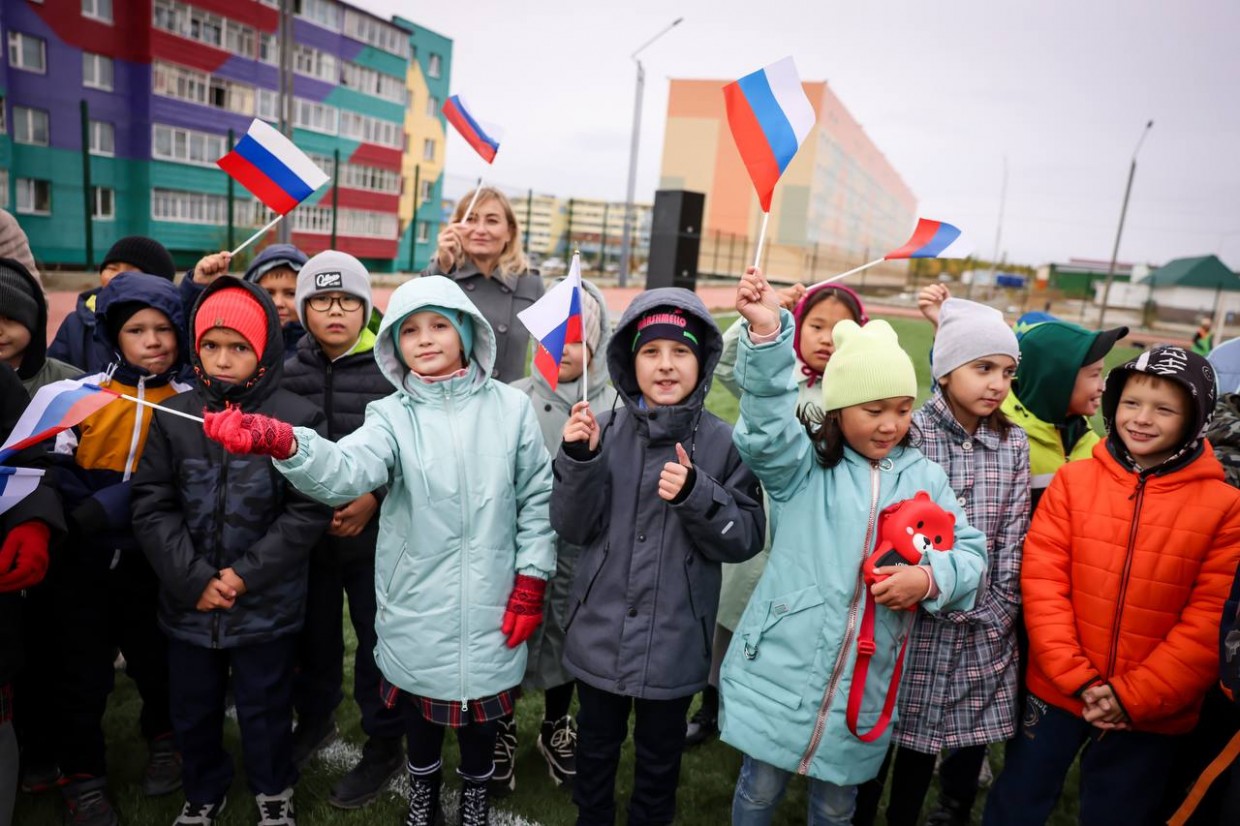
[1,223,1239,826]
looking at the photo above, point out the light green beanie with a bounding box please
[821,319,917,411]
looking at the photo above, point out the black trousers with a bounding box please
[14,576,59,770]
[573,682,693,826]
[168,635,297,803]
[403,701,497,779]
[293,546,402,740]
[53,550,172,777]
[855,744,989,826]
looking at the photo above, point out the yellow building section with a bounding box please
[400,58,446,223]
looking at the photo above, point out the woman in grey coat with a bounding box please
[421,187,544,383]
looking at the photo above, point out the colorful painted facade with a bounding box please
[0,0,450,272]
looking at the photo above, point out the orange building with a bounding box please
[659,78,917,283]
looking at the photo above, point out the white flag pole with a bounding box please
[460,176,486,223]
[809,258,886,290]
[116,393,206,424]
[751,211,771,270]
[230,214,284,257]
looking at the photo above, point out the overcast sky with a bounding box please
[363,0,1240,270]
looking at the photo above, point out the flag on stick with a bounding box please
[217,119,329,215]
[0,467,45,516]
[883,218,964,260]
[518,254,584,391]
[0,379,119,464]
[443,95,504,164]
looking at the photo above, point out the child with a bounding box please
[1194,316,1214,356]
[858,299,1030,826]
[279,250,404,807]
[692,280,869,747]
[0,258,81,394]
[132,278,331,826]
[48,236,177,372]
[498,280,616,795]
[983,346,1240,826]
[202,275,555,826]
[723,269,985,825]
[187,244,309,355]
[51,272,193,824]
[552,287,765,825]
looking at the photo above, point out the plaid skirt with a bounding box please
[380,677,516,728]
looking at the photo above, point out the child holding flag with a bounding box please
[132,278,331,826]
[552,288,765,825]
[722,269,985,825]
[185,244,310,355]
[200,275,555,826]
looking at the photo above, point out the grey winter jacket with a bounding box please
[551,288,765,700]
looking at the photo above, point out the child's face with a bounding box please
[558,342,586,383]
[939,355,1018,426]
[99,261,137,287]
[635,338,699,408]
[838,396,914,461]
[1114,374,1190,468]
[799,297,855,374]
[0,315,31,369]
[1068,358,1107,416]
[304,291,365,358]
[198,327,259,384]
[258,269,299,326]
[117,308,178,375]
[399,311,463,377]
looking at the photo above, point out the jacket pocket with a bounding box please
[381,542,410,601]
[725,585,827,710]
[683,554,712,659]
[564,543,608,633]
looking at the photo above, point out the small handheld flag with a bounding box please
[217,119,329,216]
[518,254,584,392]
[723,57,816,214]
[883,219,964,260]
[443,95,504,164]
[0,467,45,517]
[0,379,120,464]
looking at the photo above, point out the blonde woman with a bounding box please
[423,188,545,383]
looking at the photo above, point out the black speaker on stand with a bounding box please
[645,189,705,292]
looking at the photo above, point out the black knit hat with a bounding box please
[101,236,176,281]
[0,262,39,333]
[630,306,705,363]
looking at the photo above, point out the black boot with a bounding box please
[404,764,444,826]
[459,776,490,826]
[925,793,971,826]
[329,736,403,809]
[684,684,719,748]
[488,716,516,798]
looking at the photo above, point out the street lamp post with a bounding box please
[618,17,683,288]
[1097,119,1154,330]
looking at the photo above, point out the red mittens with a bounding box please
[501,574,547,649]
[203,406,296,460]
[0,521,51,592]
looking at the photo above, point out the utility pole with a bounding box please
[276,0,294,243]
[1098,120,1155,329]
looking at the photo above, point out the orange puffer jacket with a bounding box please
[1022,439,1240,734]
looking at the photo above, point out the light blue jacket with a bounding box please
[275,275,555,704]
[720,311,987,785]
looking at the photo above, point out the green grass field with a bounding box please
[15,315,1142,825]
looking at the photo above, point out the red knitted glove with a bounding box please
[501,574,547,649]
[203,406,296,459]
[0,521,50,592]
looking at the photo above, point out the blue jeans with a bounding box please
[732,754,856,826]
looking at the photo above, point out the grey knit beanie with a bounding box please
[296,250,373,323]
[0,263,39,333]
[932,298,1020,381]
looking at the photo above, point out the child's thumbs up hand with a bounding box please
[659,442,696,502]
[736,266,781,336]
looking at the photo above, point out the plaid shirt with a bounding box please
[894,391,1031,752]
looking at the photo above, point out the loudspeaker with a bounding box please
[646,189,705,291]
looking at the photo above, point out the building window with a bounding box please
[422,139,435,161]
[91,186,115,220]
[89,120,115,156]
[153,62,254,116]
[82,0,112,23]
[295,0,342,31]
[343,9,408,57]
[151,188,228,224]
[425,96,439,118]
[416,220,430,243]
[83,53,114,91]
[293,44,337,82]
[7,32,47,74]
[338,162,401,194]
[258,33,279,65]
[256,89,279,122]
[153,1,254,55]
[427,53,441,79]
[152,124,227,167]
[292,98,338,135]
[290,205,396,238]
[224,21,254,57]
[16,179,51,215]
[12,107,49,146]
[339,62,405,104]
[338,111,402,148]
[419,179,433,202]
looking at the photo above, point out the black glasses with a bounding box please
[307,294,363,312]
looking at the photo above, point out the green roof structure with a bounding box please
[1146,255,1240,291]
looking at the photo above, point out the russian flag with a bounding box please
[518,255,584,391]
[884,218,965,260]
[217,119,330,215]
[723,57,817,212]
[0,467,45,517]
[0,379,119,464]
[442,95,503,164]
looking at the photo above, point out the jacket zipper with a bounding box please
[1105,475,1147,678]
[122,377,146,482]
[324,361,335,441]
[212,449,229,649]
[445,388,471,711]
[797,462,881,775]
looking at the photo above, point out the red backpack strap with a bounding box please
[846,592,911,743]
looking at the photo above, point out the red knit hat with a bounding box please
[195,286,269,361]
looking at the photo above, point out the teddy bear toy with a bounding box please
[862,490,955,599]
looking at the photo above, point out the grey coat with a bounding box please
[512,279,617,690]
[420,260,544,383]
[551,288,765,700]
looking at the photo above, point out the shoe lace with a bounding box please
[174,802,216,826]
[67,788,110,822]
[256,792,293,826]
[459,783,488,826]
[549,723,576,755]
[405,777,436,826]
